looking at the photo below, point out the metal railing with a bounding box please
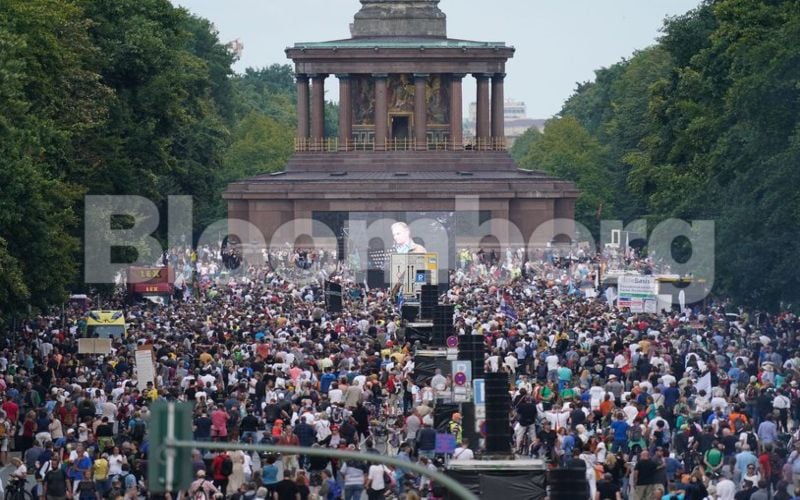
[166,440,479,500]
[294,136,507,152]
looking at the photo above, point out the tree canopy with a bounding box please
[0,0,336,320]
[511,0,800,309]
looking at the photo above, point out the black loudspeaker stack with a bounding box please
[483,373,511,455]
[457,333,485,379]
[366,269,385,289]
[324,281,343,313]
[420,284,437,320]
[431,304,454,347]
[548,468,590,499]
[401,304,418,322]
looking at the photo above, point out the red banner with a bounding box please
[131,282,172,294]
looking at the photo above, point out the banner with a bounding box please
[618,276,657,313]
[695,371,712,395]
[78,338,112,354]
[135,346,156,391]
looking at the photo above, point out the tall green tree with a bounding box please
[0,0,107,312]
[514,117,613,234]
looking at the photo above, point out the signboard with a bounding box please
[617,275,657,313]
[135,346,156,391]
[446,336,458,360]
[473,379,485,406]
[435,433,457,454]
[473,378,486,432]
[451,360,472,387]
[390,253,438,296]
[78,338,112,354]
[131,282,172,294]
[127,266,173,284]
[451,360,472,402]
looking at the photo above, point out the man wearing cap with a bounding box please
[448,413,463,445]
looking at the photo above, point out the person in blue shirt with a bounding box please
[261,455,280,497]
[610,413,630,453]
[320,368,336,395]
[663,383,680,410]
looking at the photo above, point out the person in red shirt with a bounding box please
[758,448,771,481]
[210,406,229,441]
[211,450,231,496]
[2,398,19,425]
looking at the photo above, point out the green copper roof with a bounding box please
[292,38,508,50]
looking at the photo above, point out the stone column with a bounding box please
[414,73,429,150]
[374,73,388,151]
[337,74,352,151]
[449,74,465,150]
[474,73,491,149]
[296,74,309,148]
[491,73,505,148]
[311,74,327,145]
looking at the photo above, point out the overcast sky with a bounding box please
[174,0,701,118]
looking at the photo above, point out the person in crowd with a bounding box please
[0,243,798,500]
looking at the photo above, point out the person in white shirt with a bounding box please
[545,353,560,372]
[543,405,570,431]
[622,400,639,425]
[453,439,475,461]
[504,353,518,374]
[589,383,606,410]
[715,477,736,500]
[773,389,792,432]
[366,463,392,496]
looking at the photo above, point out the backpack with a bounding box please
[629,424,643,442]
[746,432,758,453]
[325,478,342,500]
[330,405,344,425]
[220,456,233,476]
[733,415,747,434]
[192,480,209,500]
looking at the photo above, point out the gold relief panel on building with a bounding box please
[351,76,375,126]
[388,75,415,113]
[426,75,450,125]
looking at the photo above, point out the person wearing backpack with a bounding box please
[318,469,341,500]
[189,469,221,500]
[212,450,233,497]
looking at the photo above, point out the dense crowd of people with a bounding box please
[1,243,799,500]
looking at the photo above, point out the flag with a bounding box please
[500,293,518,322]
[396,289,405,311]
[696,371,712,395]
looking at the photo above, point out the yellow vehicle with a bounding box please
[85,310,126,338]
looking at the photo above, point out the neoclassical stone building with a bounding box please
[224,0,578,264]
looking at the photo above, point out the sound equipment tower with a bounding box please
[401,304,419,322]
[457,333,485,379]
[324,281,343,313]
[431,304,454,347]
[420,284,437,320]
[366,269,385,289]
[483,372,511,455]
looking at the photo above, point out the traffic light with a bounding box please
[148,401,194,493]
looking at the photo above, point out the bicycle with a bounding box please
[4,478,34,500]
